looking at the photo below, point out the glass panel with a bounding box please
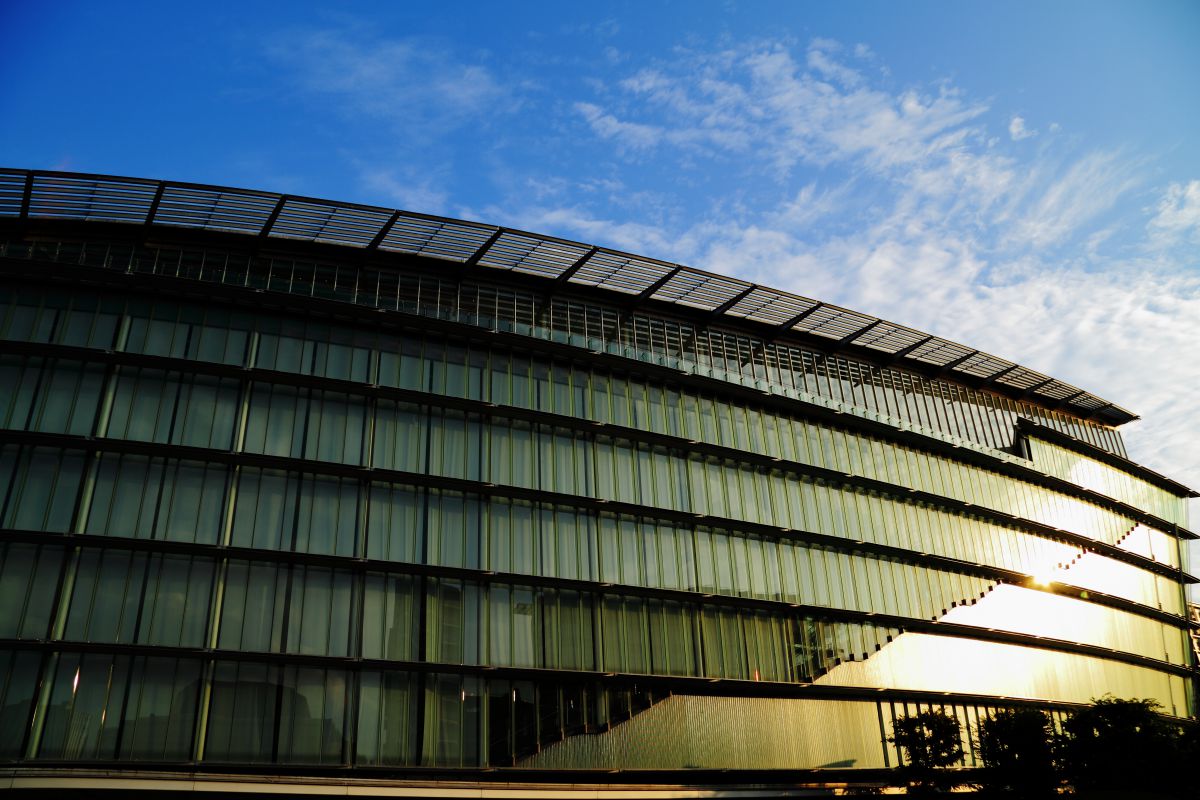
[218,560,287,652]
[362,573,418,660]
[204,661,280,762]
[3,447,86,533]
[0,543,64,639]
[0,650,41,759]
[356,671,418,766]
[36,653,201,762]
[277,666,350,765]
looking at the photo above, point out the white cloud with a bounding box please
[487,204,685,259]
[552,38,1200,503]
[357,166,451,215]
[807,38,861,87]
[574,42,994,187]
[1008,115,1036,140]
[767,182,852,229]
[295,31,1199,518]
[266,28,510,137]
[574,101,664,151]
[1148,180,1200,245]
[1006,151,1140,249]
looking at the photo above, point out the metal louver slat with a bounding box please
[793,305,876,340]
[270,199,395,248]
[155,186,279,233]
[725,287,819,326]
[1036,379,1085,401]
[477,232,591,278]
[852,321,928,353]
[29,176,158,222]
[995,365,1050,390]
[0,167,1140,427]
[652,268,748,311]
[569,250,675,295]
[905,337,974,367]
[952,353,1015,379]
[0,170,26,216]
[379,215,497,262]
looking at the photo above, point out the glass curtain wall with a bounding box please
[0,238,1131,457]
[0,254,1193,775]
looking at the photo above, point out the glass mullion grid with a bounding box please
[2,289,1180,582]
[4,460,1180,666]
[0,335,1180,594]
[5,646,1075,769]
[959,386,990,446]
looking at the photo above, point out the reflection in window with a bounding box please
[362,573,418,661]
[64,550,214,648]
[36,653,200,761]
[356,671,418,766]
[2,446,84,533]
[204,661,280,763]
[0,357,104,436]
[277,666,350,765]
[0,650,41,759]
[0,543,64,639]
[87,455,227,545]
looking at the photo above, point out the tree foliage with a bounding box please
[887,698,1199,797]
[888,709,963,794]
[974,707,1057,796]
[1057,696,1182,795]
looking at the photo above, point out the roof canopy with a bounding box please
[0,168,1138,426]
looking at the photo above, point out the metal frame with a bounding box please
[0,167,1138,426]
[2,415,1192,584]
[1,259,1192,538]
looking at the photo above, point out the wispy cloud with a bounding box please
[543,38,1200,493]
[1006,151,1141,249]
[266,28,511,138]
[1008,115,1036,141]
[268,27,1200,497]
[264,25,521,215]
[1148,180,1200,246]
[568,41,996,190]
[357,165,451,215]
[574,101,664,151]
[807,38,862,87]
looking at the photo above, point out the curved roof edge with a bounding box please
[1017,419,1198,500]
[0,167,1139,427]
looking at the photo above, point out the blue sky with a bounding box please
[3,1,1199,520]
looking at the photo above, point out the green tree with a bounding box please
[1058,696,1179,795]
[974,708,1057,796]
[887,709,963,794]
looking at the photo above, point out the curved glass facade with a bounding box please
[0,174,1195,789]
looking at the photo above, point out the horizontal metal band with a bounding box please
[1,260,1189,543]
[0,539,1191,675]
[2,639,1156,704]
[0,423,1190,627]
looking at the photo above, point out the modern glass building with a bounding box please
[0,169,1195,796]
